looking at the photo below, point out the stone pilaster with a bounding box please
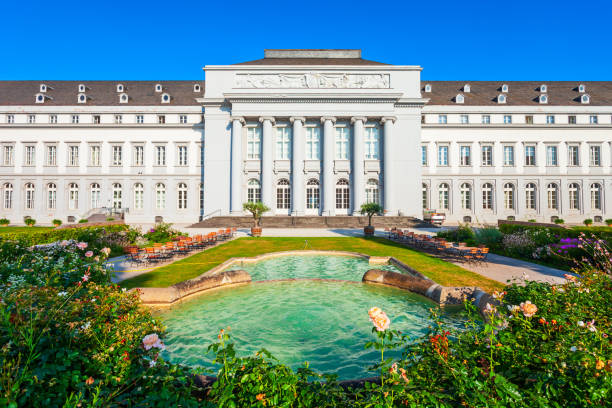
[381,116,396,215]
[290,117,305,215]
[230,117,245,214]
[351,116,366,215]
[259,117,275,210]
[321,116,336,216]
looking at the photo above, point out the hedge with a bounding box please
[498,224,612,242]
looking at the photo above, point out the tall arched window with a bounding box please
[177,183,187,209]
[525,183,537,210]
[90,183,101,209]
[155,183,166,210]
[247,179,261,203]
[366,179,379,204]
[276,179,290,210]
[547,183,558,210]
[3,183,13,209]
[503,183,515,210]
[306,179,320,209]
[25,183,35,210]
[134,183,144,210]
[438,183,449,210]
[47,183,57,209]
[112,183,122,209]
[482,183,493,209]
[460,183,472,210]
[68,183,79,210]
[590,183,601,210]
[336,179,350,210]
[422,183,429,209]
[569,183,580,210]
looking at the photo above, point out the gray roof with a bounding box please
[0,80,204,106]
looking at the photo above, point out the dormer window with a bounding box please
[35,93,45,103]
[78,84,86,92]
[193,84,201,92]
[539,94,548,104]
[119,93,128,104]
[540,84,547,93]
[455,94,464,104]
[578,84,586,93]
[40,84,47,93]
[116,84,124,93]
[424,84,432,93]
[155,84,163,92]
[161,93,170,103]
[497,94,507,104]
[77,93,87,104]
[463,84,470,93]
[501,84,509,93]
[581,94,590,104]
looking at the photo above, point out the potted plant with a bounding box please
[243,201,270,237]
[24,218,36,227]
[583,218,593,226]
[52,219,62,227]
[360,202,383,236]
[606,219,612,227]
[0,218,9,227]
[554,218,565,225]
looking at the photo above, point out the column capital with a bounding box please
[230,116,245,125]
[320,116,337,124]
[350,116,367,124]
[380,116,397,124]
[259,116,276,125]
[289,116,306,124]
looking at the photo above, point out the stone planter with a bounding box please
[251,227,262,237]
[364,226,375,236]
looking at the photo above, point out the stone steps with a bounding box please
[189,216,427,229]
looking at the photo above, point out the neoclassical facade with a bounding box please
[0,49,610,225]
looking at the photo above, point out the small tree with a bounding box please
[24,218,36,227]
[360,202,383,227]
[554,218,565,225]
[605,219,612,227]
[583,218,593,226]
[243,201,270,228]
[52,219,62,227]
[0,218,9,226]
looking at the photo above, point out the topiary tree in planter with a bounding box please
[24,218,36,227]
[52,219,62,227]
[243,201,270,237]
[583,218,593,226]
[554,218,565,225]
[606,219,612,227]
[360,202,383,236]
[0,218,9,226]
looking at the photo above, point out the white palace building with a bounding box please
[0,49,610,225]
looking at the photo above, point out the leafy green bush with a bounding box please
[24,218,36,226]
[106,217,115,221]
[0,218,8,226]
[436,223,476,245]
[52,218,62,226]
[527,219,536,223]
[143,222,185,244]
[78,219,89,223]
[584,218,593,226]
[474,226,503,248]
[606,219,612,226]
[554,218,565,224]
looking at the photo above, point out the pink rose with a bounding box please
[85,251,93,257]
[142,333,165,351]
[368,307,390,331]
[77,242,88,250]
[101,247,111,256]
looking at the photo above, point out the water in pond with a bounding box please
[158,255,466,380]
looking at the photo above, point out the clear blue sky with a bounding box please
[2,0,610,80]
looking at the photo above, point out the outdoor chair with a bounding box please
[144,247,160,264]
[127,247,145,267]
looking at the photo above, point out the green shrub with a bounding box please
[24,218,36,226]
[436,223,476,245]
[474,226,503,248]
[583,218,593,226]
[0,218,8,226]
[527,219,536,223]
[106,217,115,221]
[143,222,185,243]
[554,218,565,224]
[78,219,89,223]
[52,218,62,226]
[605,218,612,226]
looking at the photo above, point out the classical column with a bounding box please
[230,117,245,214]
[321,117,336,216]
[290,117,305,215]
[259,117,275,210]
[351,116,366,215]
[381,116,396,215]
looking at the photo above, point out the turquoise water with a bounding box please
[159,255,465,379]
[223,254,402,282]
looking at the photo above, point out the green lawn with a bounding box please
[0,226,54,234]
[120,237,504,292]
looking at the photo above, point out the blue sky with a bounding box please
[2,0,610,80]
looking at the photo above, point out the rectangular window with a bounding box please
[546,115,555,124]
[438,115,447,124]
[72,115,79,124]
[25,145,35,166]
[6,115,15,124]
[28,115,36,124]
[46,145,57,166]
[133,145,144,166]
[524,145,536,166]
[503,146,515,166]
[3,146,14,166]
[421,146,427,165]
[504,115,512,124]
[590,145,601,166]
[275,127,292,160]
[155,145,166,166]
[568,115,577,124]
[437,146,449,166]
[481,115,491,124]
[93,115,101,124]
[334,127,350,160]
[89,145,101,166]
[305,127,320,160]
[525,115,534,124]
[112,146,122,166]
[158,115,165,124]
[460,146,471,166]
[49,115,57,124]
[136,115,144,124]
[589,115,598,124]
[568,145,580,166]
[180,115,188,124]
[481,145,493,166]
[546,146,558,166]
[199,145,204,167]
[114,115,122,124]
[364,127,380,159]
[247,127,262,159]
[68,145,79,166]
[460,115,469,124]
[177,145,188,166]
